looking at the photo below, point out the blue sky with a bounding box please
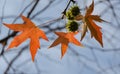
[0,0,120,74]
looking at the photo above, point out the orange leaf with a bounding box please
[81,1,104,47]
[85,0,94,16]
[3,15,48,61]
[49,32,83,58]
[88,15,105,22]
[81,22,88,41]
[85,18,103,47]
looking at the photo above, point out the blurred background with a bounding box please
[0,0,120,74]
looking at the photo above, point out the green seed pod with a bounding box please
[66,10,74,20]
[66,21,79,32]
[70,5,80,16]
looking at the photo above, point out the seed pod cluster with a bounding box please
[65,5,80,32]
[66,5,80,20]
[66,21,79,32]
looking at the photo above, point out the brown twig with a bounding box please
[62,0,76,19]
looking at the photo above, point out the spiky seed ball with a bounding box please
[66,10,74,20]
[66,21,79,32]
[70,6,80,16]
